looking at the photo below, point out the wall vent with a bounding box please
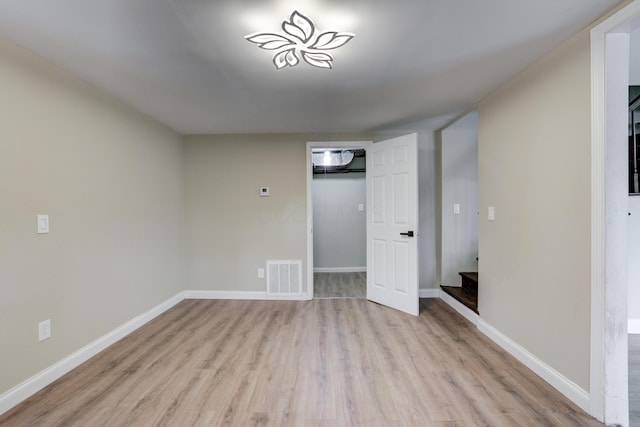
[266,260,302,296]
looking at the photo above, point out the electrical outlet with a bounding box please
[258,268,265,279]
[38,319,51,342]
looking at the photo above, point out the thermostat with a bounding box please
[259,187,270,197]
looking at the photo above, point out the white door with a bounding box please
[366,133,419,316]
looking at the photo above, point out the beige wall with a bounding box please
[184,134,370,294]
[477,30,591,389]
[0,39,184,394]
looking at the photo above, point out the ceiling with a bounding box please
[0,0,623,134]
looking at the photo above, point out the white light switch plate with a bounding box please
[358,203,364,212]
[453,204,460,215]
[37,215,49,234]
[488,206,495,221]
[38,319,51,341]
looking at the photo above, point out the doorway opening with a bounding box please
[628,41,640,427]
[306,135,419,315]
[591,2,640,424]
[438,111,479,314]
[306,141,370,299]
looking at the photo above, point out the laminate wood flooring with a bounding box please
[0,299,603,426]
[314,272,365,299]
[631,334,640,426]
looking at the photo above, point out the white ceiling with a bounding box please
[0,0,623,134]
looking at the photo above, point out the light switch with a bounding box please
[37,215,49,234]
[488,206,495,221]
[453,203,460,215]
[358,203,364,212]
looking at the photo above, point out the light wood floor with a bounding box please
[631,334,640,426]
[0,299,603,426]
[314,272,365,299]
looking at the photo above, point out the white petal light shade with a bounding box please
[245,10,354,70]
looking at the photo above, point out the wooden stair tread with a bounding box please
[441,286,479,314]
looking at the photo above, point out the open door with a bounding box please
[366,133,419,315]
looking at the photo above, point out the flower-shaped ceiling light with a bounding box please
[245,10,354,70]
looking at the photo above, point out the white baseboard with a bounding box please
[629,319,640,334]
[477,318,590,413]
[419,288,440,298]
[184,290,310,301]
[0,292,185,417]
[313,267,366,273]
[438,293,590,413]
[439,290,479,326]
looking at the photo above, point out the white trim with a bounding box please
[435,289,592,414]
[591,2,640,422]
[313,267,366,273]
[419,288,440,298]
[438,292,590,413]
[439,290,478,325]
[184,290,311,301]
[478,319,590,414]
[0,292,185,416]
[629,319,640,334]
[306,142,314,300]
[589,19,606,422]
[306,140,372,302]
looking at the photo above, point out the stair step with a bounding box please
[441,286,479,314]
[459,272,478,295]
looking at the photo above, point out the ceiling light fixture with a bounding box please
[245,10,354,70]
[323,150,332,166]
[312,150,355,167]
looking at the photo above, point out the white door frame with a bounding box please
[590,1,640,424]
[306,140,372,299]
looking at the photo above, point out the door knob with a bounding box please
[400,231,414,237]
